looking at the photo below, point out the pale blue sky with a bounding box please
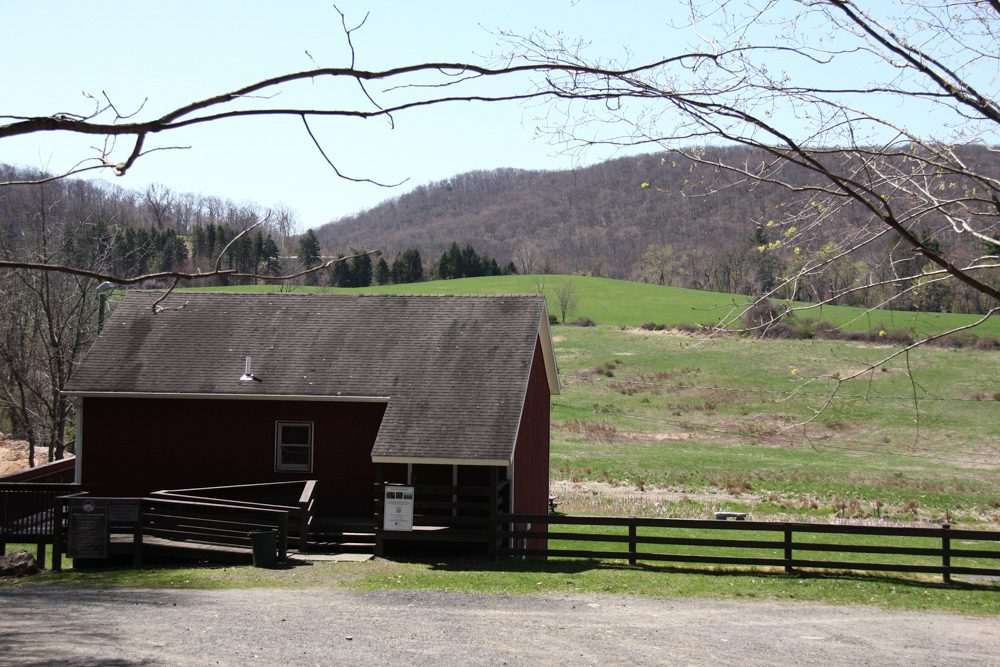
[2,2,995,231]
[2,1,688,230]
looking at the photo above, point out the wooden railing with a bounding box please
[374,479,510,557]
[51,494,291,571]
[0,483,81,568]
[0,457,76,483]
[151,480,316,549]
[142,496,290,557]
[498,514,1000,583]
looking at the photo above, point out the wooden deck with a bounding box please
[110,533,253,564]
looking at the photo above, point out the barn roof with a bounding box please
[65,292,558,464]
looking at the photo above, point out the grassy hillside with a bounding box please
[196,275,1000,339]
[548,325,999,526]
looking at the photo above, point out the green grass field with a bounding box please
[193,274,1000,339]
[548,326,999,525]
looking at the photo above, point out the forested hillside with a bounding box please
[316,145,1000,314]
[0,165,294,468]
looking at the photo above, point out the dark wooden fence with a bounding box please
[499,514,1000,582]
[374,479,509,556]
[0,483,81,568]
[51,494,292,570]
[0,457,76,483]
[150,480,316,549]
[141,495,290,559]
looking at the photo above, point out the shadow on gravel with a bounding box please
[0,586,191,666]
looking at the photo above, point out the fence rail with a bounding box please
[142,496,290,558]
[150,480,316,549]
[498,513,1000,582]
[51,494,292,570]
[0,483,81,568]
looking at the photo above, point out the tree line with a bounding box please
[301,231,514,288]
[0,165,298,467]
[316,146,1000,315]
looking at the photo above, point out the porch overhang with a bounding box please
[371,455,510,467]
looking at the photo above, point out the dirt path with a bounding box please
[2,586,996,666]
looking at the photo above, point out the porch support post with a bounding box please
[374,463,384,558]
[73,398,83,485]
[52,497,64,572]
[488,466,499,559]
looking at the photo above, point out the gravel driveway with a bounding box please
[1,586,997,666]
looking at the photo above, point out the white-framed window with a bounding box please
[275,421,313,472]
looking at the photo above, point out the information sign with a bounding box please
[107,500,141,524]
[68,503,109,559]
[383,485,414,531]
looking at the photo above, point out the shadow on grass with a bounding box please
[15,554,316,585]
[391,555,1000,592]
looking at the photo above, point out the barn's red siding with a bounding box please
[80,397,385,516]
[512,338,551,514]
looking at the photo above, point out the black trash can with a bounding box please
[249,529,278,568]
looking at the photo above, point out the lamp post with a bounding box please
[96,281,116,331]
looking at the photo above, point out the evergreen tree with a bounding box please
[400,248,423,283]
[391,248,423,283]
[434,242,504,279]
[260,235,282,276]
[298,229,322,285]
[192,225,208,259]
[350,252,373,287]
[374,256,390,285]
[328,255,349,286]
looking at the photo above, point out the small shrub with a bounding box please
[935,331,976,348]
[788,317,818,339]
[741,299,786,337]
[548,313,559,325]
[763,321,796,339]
[640,321,657,331]
[884,328,913,345]
[573,316,596,327]
[721,478,752,494]
[674,322,700,333]
[974,335,1000,350]
[814,320,841,339]
[593,361,619,377]
[564,419,619,441]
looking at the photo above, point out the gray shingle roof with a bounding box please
[66,292,553,462]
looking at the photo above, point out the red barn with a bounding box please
[63,292,558,550]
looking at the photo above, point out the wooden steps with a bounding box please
[307,517,376,554]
